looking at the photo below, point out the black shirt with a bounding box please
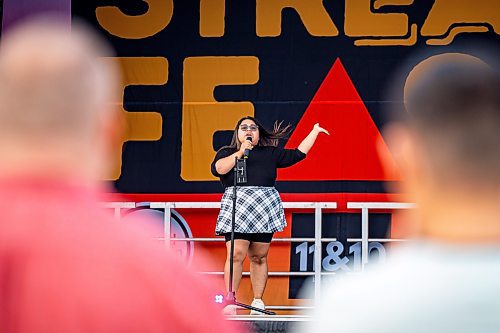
[211,146,306,188]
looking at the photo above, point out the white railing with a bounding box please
[101,202,135,220]
[105,201,415,310]
[149,201,336,306]
[346,202,416,266]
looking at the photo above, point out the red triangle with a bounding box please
[278,58,400,181]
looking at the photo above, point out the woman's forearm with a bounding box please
[297,123,330,154]
[297,130,319,154]
[215,151,244,175]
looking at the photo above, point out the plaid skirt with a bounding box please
[215,186,286,235]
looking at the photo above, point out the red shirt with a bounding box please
[0,180,244,333]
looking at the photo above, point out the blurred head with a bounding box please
[382,53,500,194]
[0,17,121,183]
[379,52,500,239]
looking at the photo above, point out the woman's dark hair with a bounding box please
[221,116,292,151]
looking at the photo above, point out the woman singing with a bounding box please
[211,116,329,315]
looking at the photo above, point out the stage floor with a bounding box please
[226,315,312,333]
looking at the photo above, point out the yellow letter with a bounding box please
[373,0,414,10]
[182,57,259,181]
[102,57,167,180]
[256,0,338,37]
[96,0,173,39]
[200,0,225,37]
[345,0,412,37]
[421,0,499,45]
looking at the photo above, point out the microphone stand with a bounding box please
[225,156,276,315]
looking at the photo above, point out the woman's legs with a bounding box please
[247,241,271,299]
[224,239,250,293]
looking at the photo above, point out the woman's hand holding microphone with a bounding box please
[238,137,254,158]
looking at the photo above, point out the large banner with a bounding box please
[71,0,498,311]
[70,0,500,194]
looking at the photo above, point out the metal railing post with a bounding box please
[314,204,322,305]
[361,207,369,269]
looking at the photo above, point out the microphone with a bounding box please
[243,136,252,159]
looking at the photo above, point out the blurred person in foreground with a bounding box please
[0,18,242,333]
[301,52,500,333]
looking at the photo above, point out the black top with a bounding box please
[211,146,306,188]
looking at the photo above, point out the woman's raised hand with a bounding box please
[313,123,330,135]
